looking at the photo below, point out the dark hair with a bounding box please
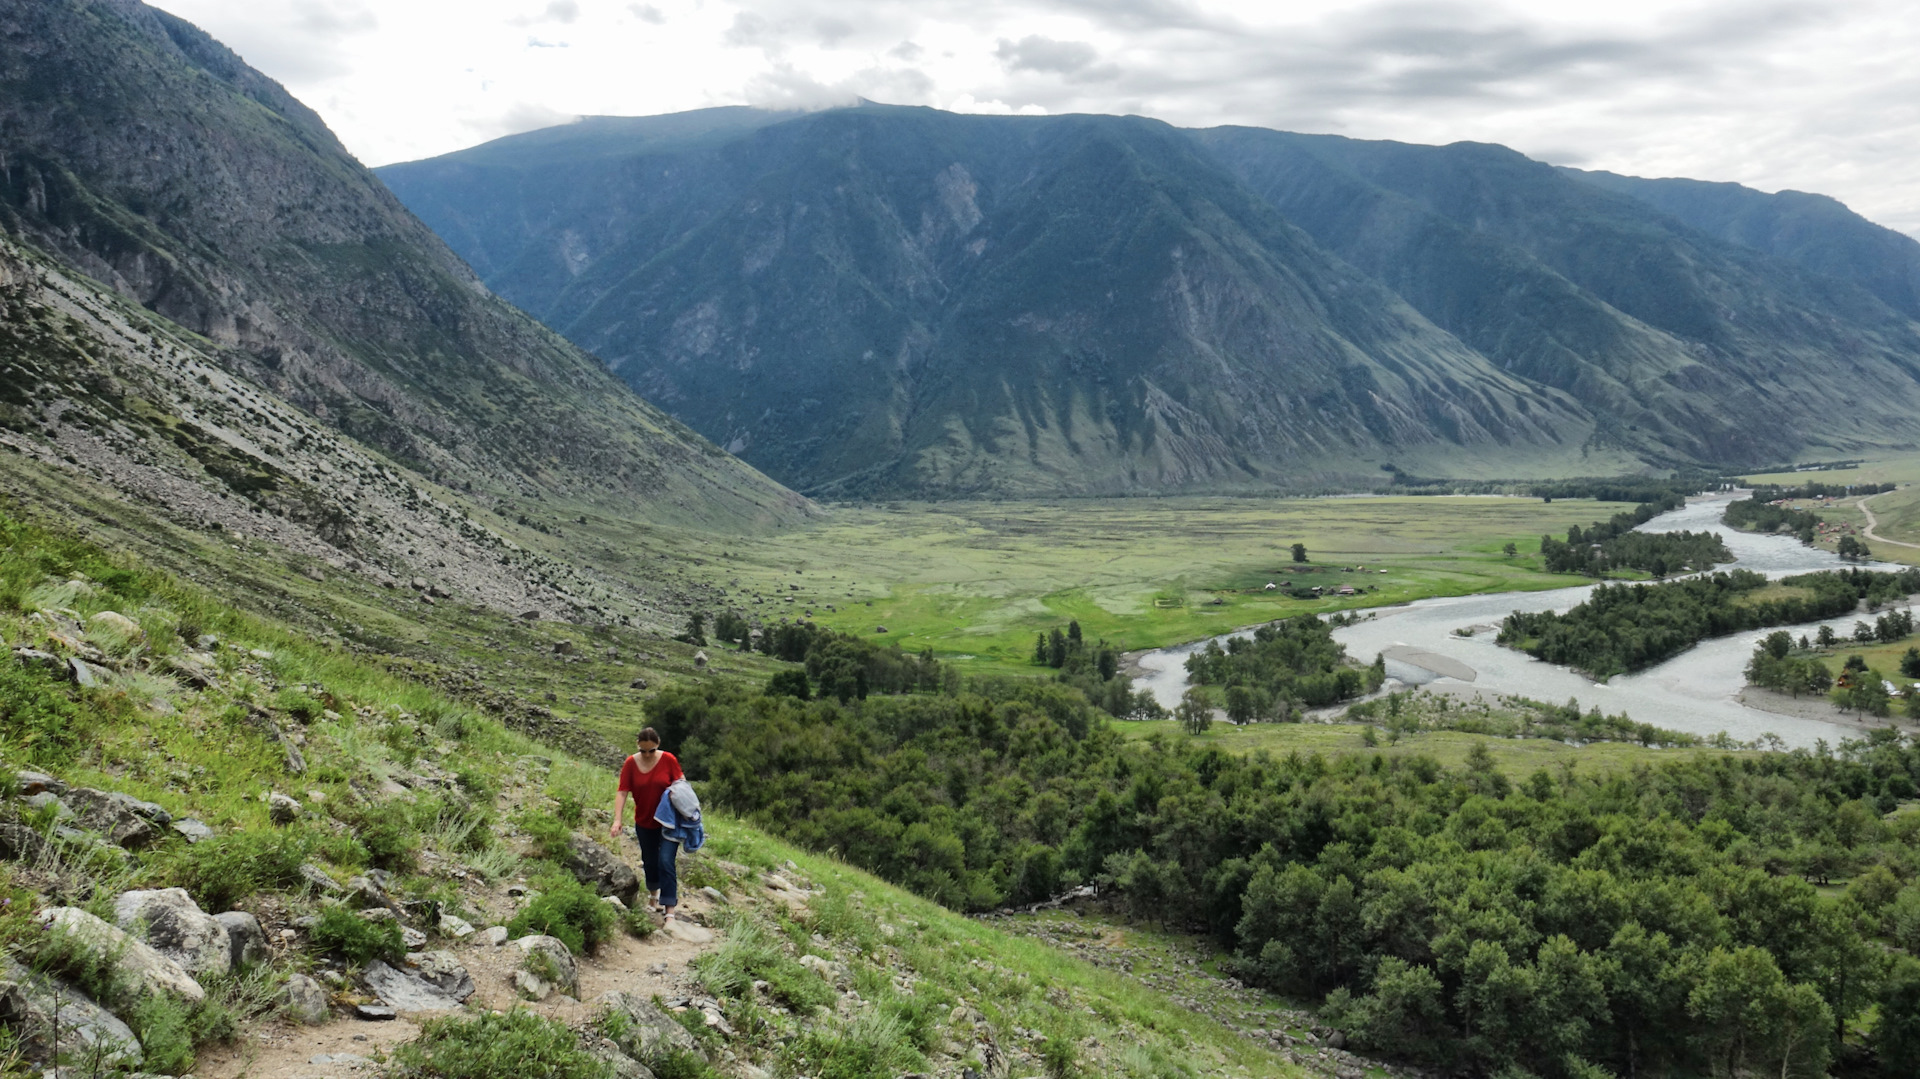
[637,727,661,746]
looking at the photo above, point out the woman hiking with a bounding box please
[609,726,684,920]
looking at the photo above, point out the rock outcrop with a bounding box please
[35,907,205,1005]
[113,888,232,979]
[0,959,144,1070]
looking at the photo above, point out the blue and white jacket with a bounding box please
[654,778,705,852]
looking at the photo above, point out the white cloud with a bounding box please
[145,0,1920,237]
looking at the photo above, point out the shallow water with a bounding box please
[1133,494,1905,748]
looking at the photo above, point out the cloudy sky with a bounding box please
[152,0,1920,237]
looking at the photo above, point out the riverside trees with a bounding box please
[1500,567,1920,679]
[660,669,1920,1077]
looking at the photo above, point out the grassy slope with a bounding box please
[0,499,1312,1078]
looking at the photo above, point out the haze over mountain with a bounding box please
[0,0,803,628]
[382,104,1920,497]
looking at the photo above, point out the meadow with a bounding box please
[663,495,1640,674]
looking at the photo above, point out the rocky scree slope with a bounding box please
[0,0,803,529]
[381,106,1611,498]
[0,512,1319,1079]
[0,233,658,629]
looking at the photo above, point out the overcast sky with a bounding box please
[151,0,1920,238]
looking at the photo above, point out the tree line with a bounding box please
[1498,567,1920,679]
[642,672,1920,1076]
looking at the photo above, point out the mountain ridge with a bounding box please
[382,105,1920,496]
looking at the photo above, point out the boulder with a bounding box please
[14,647,64,676]
[405,951,475,1002]
[512,968,555,1002]
[564,834,640,904]
[437,914,475,940]
[363,960,465,1013]
[285,972,331,1025]
[582,1034,657,1079]
[36,908,205,1005]
[511,934,578,998]
[63,787,168,849]
[0,812,47,861]
[267,792,302,824]
[113,889,232,979]
[592,991,703,1061]
[693,650,708,667]
[0,958,143,1070]
[14,770,65,796]
[481,925,509,947]
[298,862,346,894]
[172,817,213,843]
[88,611,142,639]
[68,657,102,687]
[214,911,269,970]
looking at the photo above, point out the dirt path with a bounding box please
[195,903,724,1079]
[1860,492,1920,550]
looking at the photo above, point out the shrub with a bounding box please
[165,828,312,911]
[552,791,585,828]
[694,916,836,1013]
[390,1010,606,1079]
[274,687,324,722]
[518,811,573,862]
[309,907,405,966]
[506,874,615,956]
[649,1048,724,1079]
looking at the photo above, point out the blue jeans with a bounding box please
[633,826,679,909]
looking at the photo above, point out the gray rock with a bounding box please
[35,907,205,1005]
[22,792,71,819]
[62,787,166,848]
[565,834,640,904]
[363,960,465,1012]
[285,972,330,1025]
[0,813,47,861]
[700,886,729,905]
[661,919,714,944]
[693,650,708,667]
[511,934,578,998]
[512,968,554,1001]
[405,951,475,1002]
[68,657,101,688]
[592,990,703,1061]
[15,770,65,796]
[172,817,213,843]
[582,1034,657,1079]
[354,1003,397,1020]
[0,958,143,1070]
[114,888,232,979]
[14,647,64,676]
[215,911,269,969]
[299,862,345,894]
[437,914,474,940]
[267,792,302,824]
[481,925,509,947]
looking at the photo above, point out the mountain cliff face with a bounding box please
[1196,129,1920,469]
[1561,168,1920,321]
[385,105,1920,495]
[383,107,1611,496]
[0,0,800,527]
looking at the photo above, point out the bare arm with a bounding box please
[609,789,627,837]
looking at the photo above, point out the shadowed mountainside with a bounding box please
[383,106,1614,497]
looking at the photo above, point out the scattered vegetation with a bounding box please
[390,1010,608,1079]
[1183,615,1387,714]
[1538,491,1730,577]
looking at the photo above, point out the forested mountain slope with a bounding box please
[382,106,1615,497]
[0,0,801,528]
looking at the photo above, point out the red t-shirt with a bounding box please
[618,751,683,830]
